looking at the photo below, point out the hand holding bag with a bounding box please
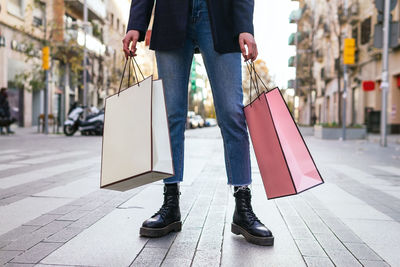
[100,58,174,191]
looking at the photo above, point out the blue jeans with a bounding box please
[156,0,251,186]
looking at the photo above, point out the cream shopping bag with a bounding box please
[100,58,174,191]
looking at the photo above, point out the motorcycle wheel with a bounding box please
[95,122,103,136]
[64,125,77,136]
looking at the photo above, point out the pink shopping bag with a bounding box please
[244,63,324,199]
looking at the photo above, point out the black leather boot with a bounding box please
[231,186,274,246]
[140,183,182,237]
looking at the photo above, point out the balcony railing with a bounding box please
[289,9,302,23]
[289,32,308,45]
[66,0,106,21]
[64,28,106,56]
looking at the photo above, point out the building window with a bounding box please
[352,26,358,46]
[64,13,76,30]
[110,13,114,26]
[361,17,371,45]
[116,18,120,31]
[122,24,126,34]
[7,0,24,17]
[32,1,45,27]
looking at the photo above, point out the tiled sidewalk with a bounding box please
[0,127,399,266]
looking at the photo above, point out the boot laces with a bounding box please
[154,203,171,219]
[244,197,261,225]
[153,192,179,219]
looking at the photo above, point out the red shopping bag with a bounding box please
[244,63,324,199]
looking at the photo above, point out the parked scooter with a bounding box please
[63,105,104,136]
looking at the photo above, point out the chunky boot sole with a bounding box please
[140,221,182,238]
[231,223,274,246]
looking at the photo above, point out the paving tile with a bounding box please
[161,258,192,267]
[4,263,35,267]
[40,204,151,266]
[77,200,107,211]
[282,215,306,228]
[11,242,63,264]
[0,159,94,189]
[0,250,22,265]
[145,232,177,249]
[341,218,400,266]
[2,232,48,251]
[192,249,221,267]
[314,233,347,251]
[303,256,334,267]
[131,247,168,267]
[35,221,72,236]
[23,214,61,227]
[33,177,98,199]
[344,242,382,261]
[45,227,82,243]
[288,226,314,240]
[0,239,11,249]
[0,197,72,236]
[294,239,327,257]
[164,241,198,261]
[333,230,363,243]
[47,205,80,215]
[56,209,89,221]
[325,249,362,266]
[359,260,391,267]
[66,210,108,229]
[0,226,40,242]
[304,220,331,234]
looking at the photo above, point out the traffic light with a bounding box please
[42,46,50,70]
[343,38,355,65]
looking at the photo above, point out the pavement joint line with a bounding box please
[275,199,324,267]
[0,166,98,205]
[291,198,354,265]
[149,173,213,266]
[0,153,98,180]
[300,193,387,265]
[190,178,220,266]
[290,200,346,265]
[325,165,400,223]
[0,187,147,263]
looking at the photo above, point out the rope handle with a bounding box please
[117,53,145,96]
[245,61,270,104]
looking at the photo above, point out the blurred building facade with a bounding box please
[0,0,149,128]
[289,0,400,133]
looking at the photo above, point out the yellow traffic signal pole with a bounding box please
[43,11,49,135]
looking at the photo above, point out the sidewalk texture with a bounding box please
[0,127,399,266]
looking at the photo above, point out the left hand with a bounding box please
[239,32,258,62]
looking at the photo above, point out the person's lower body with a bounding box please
[0,125,14,135]
[139,0,273,245]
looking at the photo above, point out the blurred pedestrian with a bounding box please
[0,87,15,135]
[123,0,274,246]
[312,113,317,125]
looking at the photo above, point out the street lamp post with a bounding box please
[83,0,88,119]
[380,0,390,147]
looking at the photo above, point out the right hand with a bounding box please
[122,30,140,59]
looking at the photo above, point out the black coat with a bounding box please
[127,0,254,53]
[0,94,10,118]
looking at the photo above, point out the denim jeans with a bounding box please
[156,0,251,186]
